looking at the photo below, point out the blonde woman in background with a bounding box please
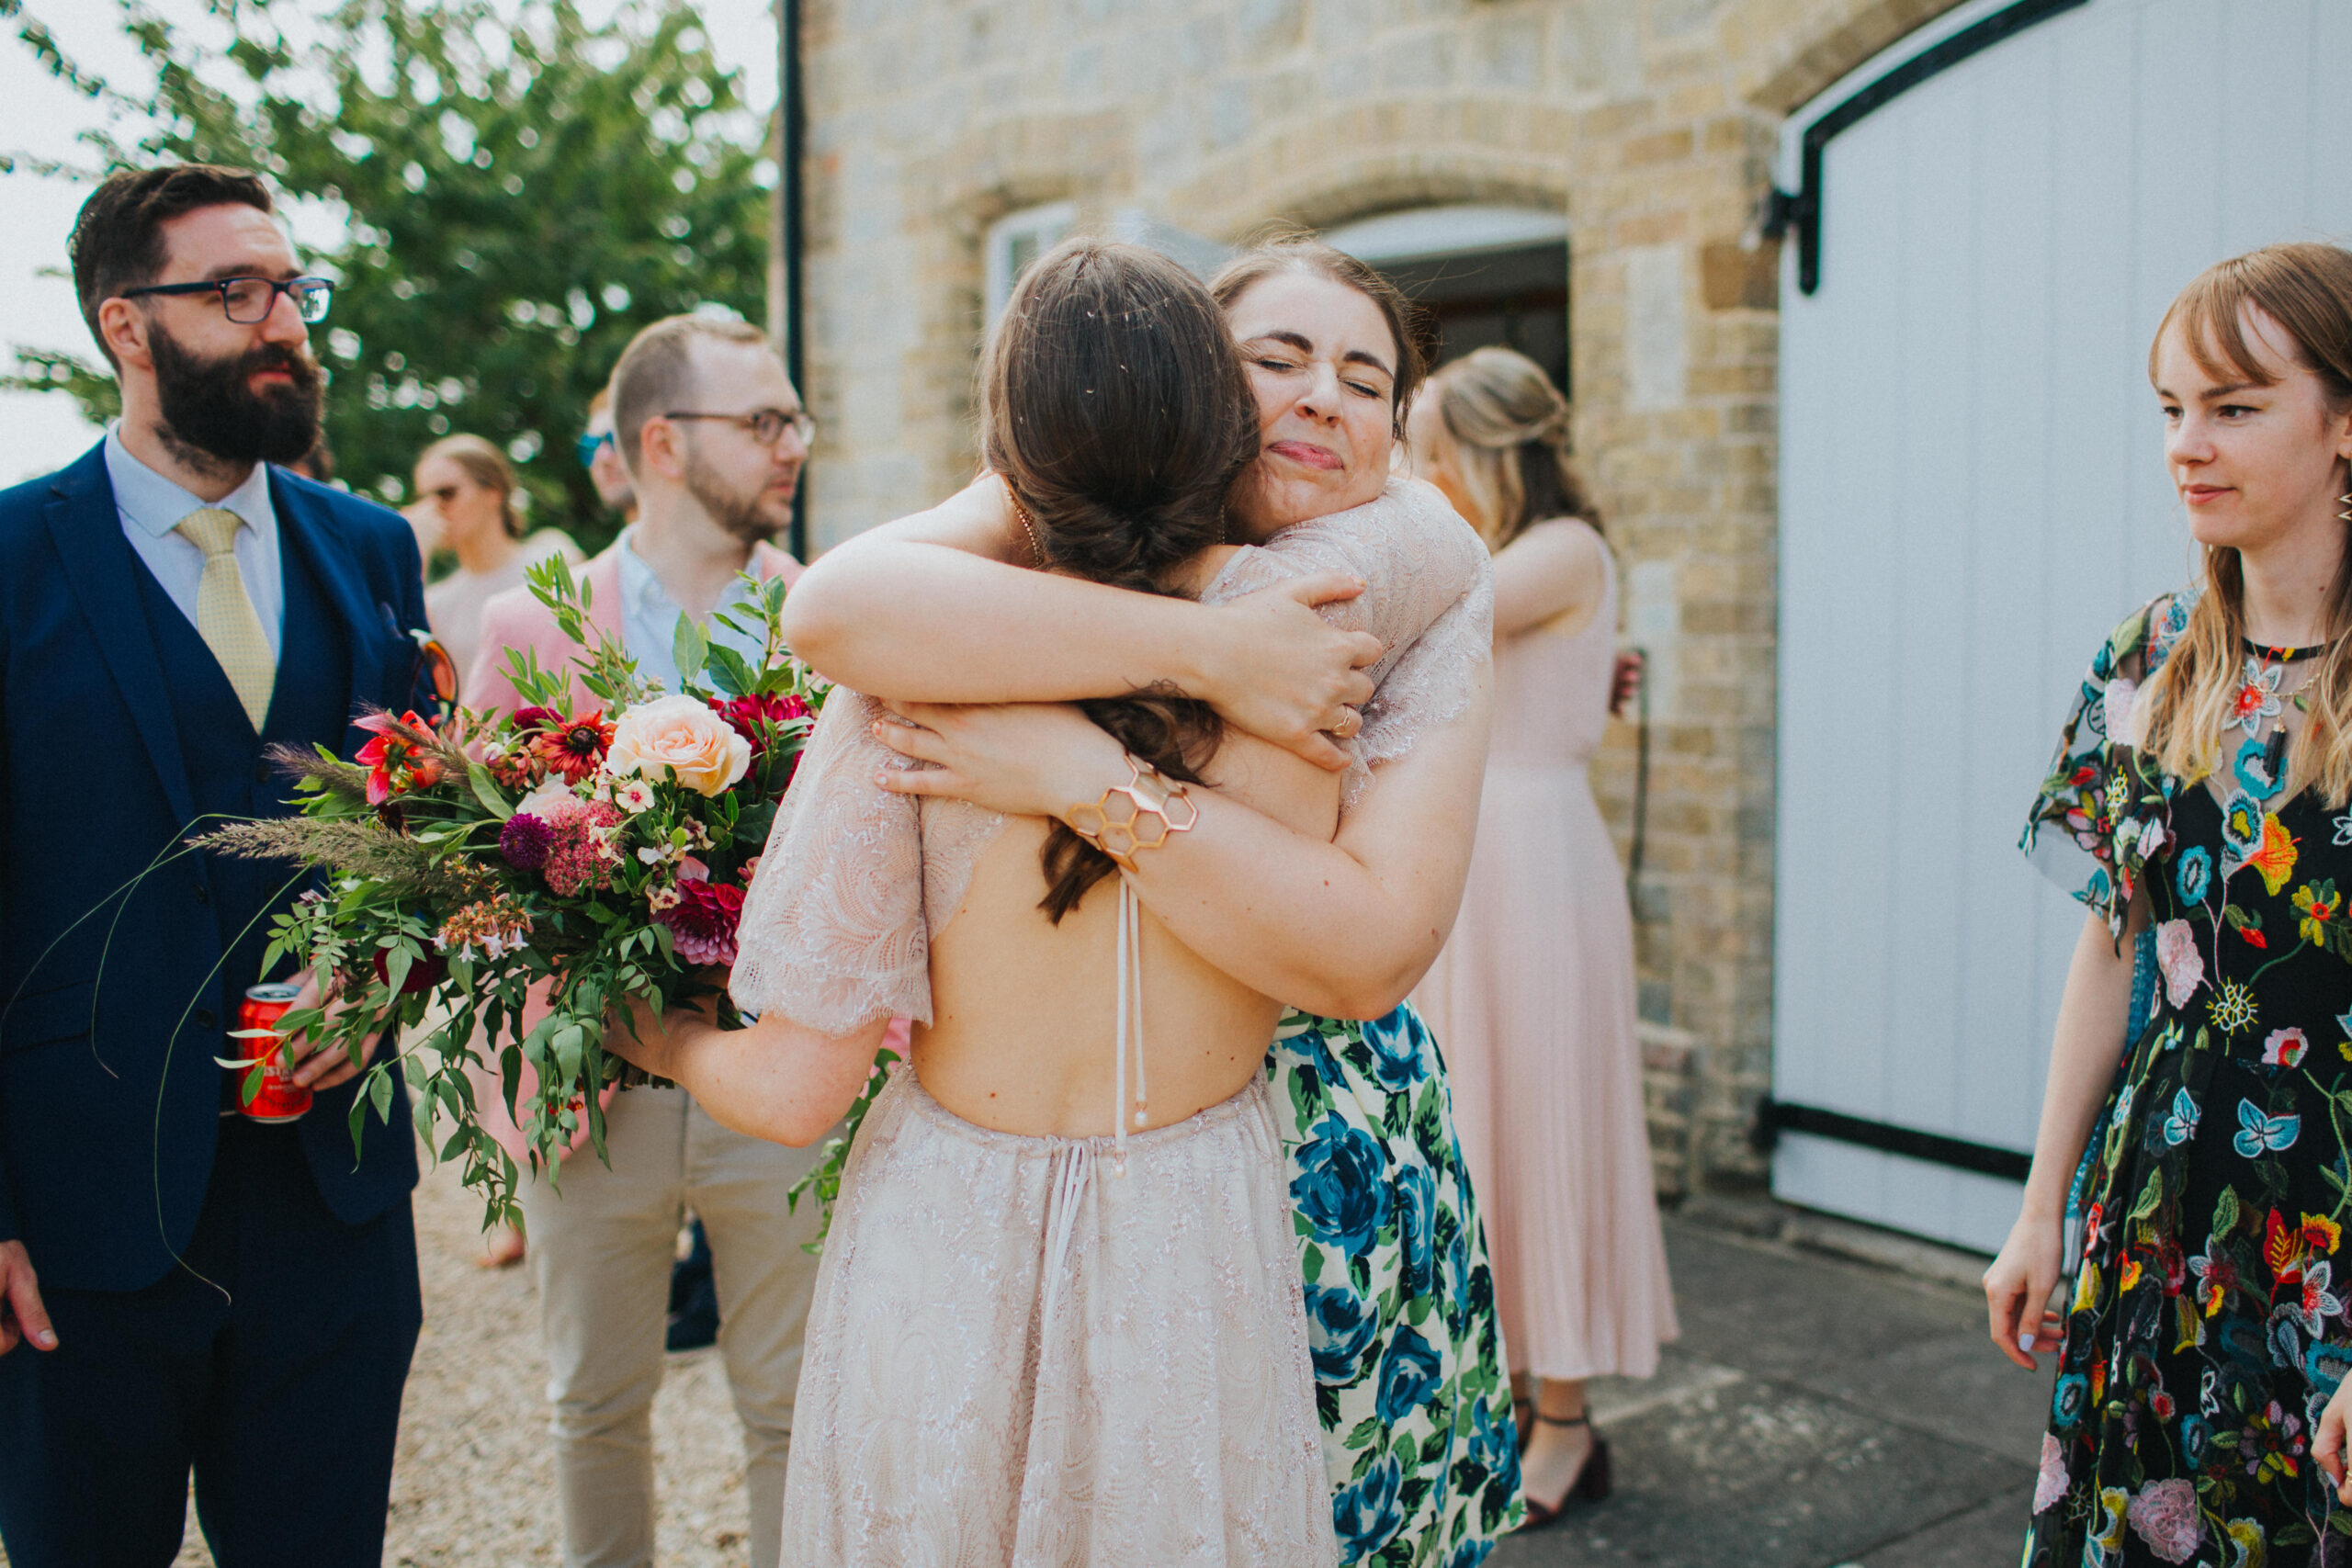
[1407,345,1678,1527]
[410,433,583,681]
[407,434,580,1268]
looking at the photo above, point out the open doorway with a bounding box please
[1321,205,1569,393]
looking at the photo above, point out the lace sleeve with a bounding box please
[729,689,934,1033]
[1204,477,1494,808]
[2019,591,2194,942]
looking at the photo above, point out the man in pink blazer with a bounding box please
[464,316,820,1568]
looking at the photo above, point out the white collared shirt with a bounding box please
[104,423,285,658]
[614,526,767,693]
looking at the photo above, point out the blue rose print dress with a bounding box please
[1271,1004,1526,1565]
[2021,591,2352,1566]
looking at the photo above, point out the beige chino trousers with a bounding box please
[521,1086,824,1568]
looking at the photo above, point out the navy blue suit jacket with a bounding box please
[0,441,426,1292]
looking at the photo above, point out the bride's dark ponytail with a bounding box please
[978,237,1259,919]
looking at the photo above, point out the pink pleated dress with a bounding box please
[1411,520,1679,1382]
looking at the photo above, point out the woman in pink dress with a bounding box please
[1407,346,1679,1526]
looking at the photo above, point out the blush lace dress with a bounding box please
[731,479,1520,1564]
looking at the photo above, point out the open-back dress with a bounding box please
[731,478,1521,1564]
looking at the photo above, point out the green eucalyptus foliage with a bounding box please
[7,0,773,553]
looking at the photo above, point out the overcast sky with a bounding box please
[0,1,781,485]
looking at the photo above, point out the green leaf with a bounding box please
[2128,1167,2164,1222]
[707,645,755,698]
[468,762,514,820]
[673,613,710,689]
[2215,1183,2243,1237]
[368,1067,395,1124]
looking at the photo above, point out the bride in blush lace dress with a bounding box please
[613,240,1397,1564]
[770,236,1520,1562]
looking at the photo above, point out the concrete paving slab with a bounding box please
[1487,1376,2031,1567]
[1483,1215,2041,1567]
[1848,1487,2037,1567]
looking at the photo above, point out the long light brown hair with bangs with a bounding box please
[2139,242,2352,804]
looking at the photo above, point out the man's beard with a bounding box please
[149,325,325,468]
[683,449,792,545]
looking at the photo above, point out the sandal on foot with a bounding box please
[1518,1414,1611,1529]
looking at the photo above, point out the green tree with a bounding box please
[7,0,774,552]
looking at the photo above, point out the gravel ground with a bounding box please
[0,1132,763,1568]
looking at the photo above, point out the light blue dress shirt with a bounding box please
[614,526,768,694]
[104,424,286,659]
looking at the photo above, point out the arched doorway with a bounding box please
[1323,205,1570,391]
[1769,0,2352,1250]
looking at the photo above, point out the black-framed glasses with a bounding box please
[119,276,334,325]
[575,429,616,468]
[663,408,816,448]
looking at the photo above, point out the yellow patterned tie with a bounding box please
[174,507,277,730]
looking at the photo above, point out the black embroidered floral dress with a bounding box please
[2021,592,2352,1566]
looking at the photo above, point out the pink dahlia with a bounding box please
[655,877,745,965]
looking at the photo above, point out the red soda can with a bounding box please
[233,981,313,1123]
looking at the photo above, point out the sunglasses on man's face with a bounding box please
[576,430,616,468]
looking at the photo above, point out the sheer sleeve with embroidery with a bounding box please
[2019,591,2194,943]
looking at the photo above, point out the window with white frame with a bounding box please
[983,201,1077,322]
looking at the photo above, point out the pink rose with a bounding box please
[2126,1477,2200,1563]
[2155,919,2205,1010]
[605,694,751,797]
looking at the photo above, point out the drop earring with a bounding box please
[2341,491,2352,524]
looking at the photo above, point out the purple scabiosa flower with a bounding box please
[500,812,555,871]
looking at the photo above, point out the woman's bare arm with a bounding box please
[1982,903,2143,1369]
[870,677,1493,1019]
[609,998,888,1148]
[1491,520,1606,639]
[783,477,1381,770]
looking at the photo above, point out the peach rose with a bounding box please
[604,694,751,797]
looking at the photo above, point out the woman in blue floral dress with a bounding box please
[1996,242,2352,1566]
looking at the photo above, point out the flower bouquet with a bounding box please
[200,559,824,1228]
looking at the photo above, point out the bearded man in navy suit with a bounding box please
[0,165,430,1566]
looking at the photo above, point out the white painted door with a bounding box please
[1771,0,2352,1251]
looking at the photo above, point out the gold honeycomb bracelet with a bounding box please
[1063,755,1198,871]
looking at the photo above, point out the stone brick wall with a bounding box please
[794,0,1968,1190]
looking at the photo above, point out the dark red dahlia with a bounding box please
[371,949,448,996]
[512,705,560,731]
[500,812,556,871]
[654,878,746,965]
[711,693,809,754]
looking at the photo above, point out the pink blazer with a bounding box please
[458,539,826,1164]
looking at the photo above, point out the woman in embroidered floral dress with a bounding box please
[1995,243,2352,1566]
[784,236,1524,1564]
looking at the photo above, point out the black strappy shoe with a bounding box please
[1519,1413,1611,1529]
